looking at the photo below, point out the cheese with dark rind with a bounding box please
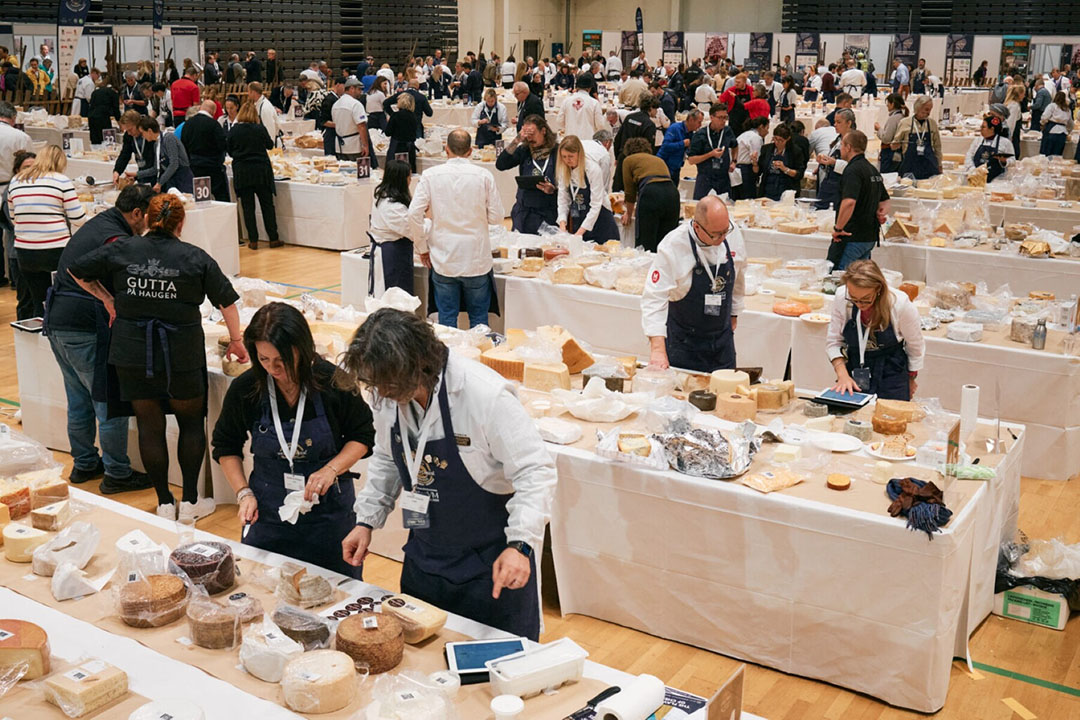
[272,605,331,650]
[335,612,404,674]
[170,541,235,595]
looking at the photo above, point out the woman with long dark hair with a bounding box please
[213,302,374,577]
[368,160,419,296]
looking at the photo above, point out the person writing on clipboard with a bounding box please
[339,309,555,640]
[826,260,924,401]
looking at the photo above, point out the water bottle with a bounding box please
[1032,318,1047,350]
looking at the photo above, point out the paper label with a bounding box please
[80,660,107,676]
[185,543,219,558]
[1002,590,1061,628]
[64,668,91,682]
[283,473,306,492]
[403,602,421,614]
[0,630,12,641]
[397,691,417,702]
[176,636,192,646]
[363,616,379,629]
[127,572,139,583]
[433,675,450,685]
[401,491,430,514]
[12,527,29,535]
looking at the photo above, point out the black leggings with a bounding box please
[237,183,279,244]
[131,396,206,506]
[635,181,681,253]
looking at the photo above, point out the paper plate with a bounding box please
[801,312,831,324]
[809,432,862,453]
[865,441,917,461]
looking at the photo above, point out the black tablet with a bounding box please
[515,175,545,190]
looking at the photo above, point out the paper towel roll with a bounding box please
[960,384,980,439]
[595,674,665,720]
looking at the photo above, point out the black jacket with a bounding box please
[614,110,658,156]
[319,90,339,130]
[244,59,263,83]
[226,123,274,192]
[181,112,228,167]
[384,89,433,133]
[756,141,806,197]
[465,71,484,102]
[270,87,298,114]
[516,93,545,130]
[204,62,220,85]
[264,59,282,85]
[112,133,155,176]
[120,83,147,115]
[88,86,121,123]
[49,207,132,333]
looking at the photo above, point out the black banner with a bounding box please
[892,33,919,67]
[748,32,773,70]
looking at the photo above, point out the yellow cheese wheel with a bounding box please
[717,393,757,422]
[480,346,525,382]
[709,369,750,397]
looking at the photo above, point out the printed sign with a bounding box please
[62,132,74,151]
[57,0,92,98]
[102,128,116,144]
[946,33,974,84]
[748,32,773,70]
[795,33,819,73]
[705,33,728,62]
[662,31,685,67]
[493,139,504,155]
[892,33,920,68]
[192,176,212,204]
[356,155,371,179]
[1000,35,1030,76]
[293,103,303,118]
[394,152,410,165]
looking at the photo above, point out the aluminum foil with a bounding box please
[657,421,760,480]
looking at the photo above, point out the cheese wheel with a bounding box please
[170,542,235,595]
[708,369,750,397]
[119,574,189,628]
[31,500,71,531]
[4,524,49,562]
[336,612,404,674]
[44,660,128,717]
[772,300,812,317]
[523,362,571,392]
[802,401,829,418]
[755,384,790,410]
[873,399,922,423]
[480,346,525,382]
[382,594,448,644]
[543,246,570,262]
[789,292,825,310]
[187,598,243,649]
[519,257,545,273]
[717,393,757,422]
[536,326,594,374]
[225,592,264,624]
[0,619,50,680]
[872,414,908,435]
[283,650,358,713]
[843,419,872,441]
[276,563,334,608]
[827,474,852,490]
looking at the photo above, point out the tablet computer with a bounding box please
[515,175,544,190]
[814,388,875,409]
[444,638,526,684]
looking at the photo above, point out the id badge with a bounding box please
[704,293,725,316]
[852,367,872,392]
[401,491,431,529]
[712,156,725,171]
[916,142,926,156]
[283,472,306,492]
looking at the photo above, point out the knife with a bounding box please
[563,686,621,720]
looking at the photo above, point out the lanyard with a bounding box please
[156,139,162,171]
[706,127,724,151]
[268,376,307,473]
[692,226,724,289]
[134,137,144,160]
[531,154,549,176]
[855,310,871,367]
[913,119,928,144]
[396,381,442,488]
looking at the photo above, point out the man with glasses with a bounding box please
[642,196,746,372]
[830,130,889,270]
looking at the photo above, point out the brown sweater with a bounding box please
[622,153,672,203]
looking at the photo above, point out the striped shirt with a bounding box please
[7,173,86,251]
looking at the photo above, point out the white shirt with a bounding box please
[839,68,866,93]
[641,221,747,338]
[557,155,610,231]
[1004,101,1021,135]
[808,74,822,91]
[631,56,648,70]
[606,55,623,76]
[471,101,508,131]
[695,84,718,106]
[1043,103,1071,133]
[408,156,503,277]
[584,139,613,194]
[300,68,322,84]
[330,93,367,154]
[365,89,386,114]
[353,355,556,553]
[0,122,34,185]
[559,90,605,141]
[369,197,411,244]
[500,61,516,83]
[735,129,764,164]
[963,134,1014,170]
[74,74,95,102]
[377,67,395,84]
[826,286,925,372]
[543,63,556,83]
[1051,75,1072,95]
[809,124,839,157]
[255,97,279,144]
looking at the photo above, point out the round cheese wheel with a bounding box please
[717,393,757,422]
[282,650,357,713]
[708,369,750,397]
[772,300,812,317]
[0,619,50,680]
[119,574,189,628]
[170,542,235,595]
[871,414,908,436]
[335,612,404,674]
[827,474,851,491]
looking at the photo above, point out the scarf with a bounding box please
[886,477,953,540]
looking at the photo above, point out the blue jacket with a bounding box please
[657,121,691,176]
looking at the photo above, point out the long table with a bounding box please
[890,194,1080,235]
[939,133,1080,159]
[25,126,92,149]
[257,179,375,250]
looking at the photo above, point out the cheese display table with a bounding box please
[415,156,514,219]
[259,179,375,250]
[65,155,128,182]
[0,488,726,719]
[181,201,242,276]
[428,99,518,128]
[277,117,316,136]
[939,133,1080,160]
[889,195,1080,235]
[24,126,92,149]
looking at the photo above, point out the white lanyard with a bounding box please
[268,376,307,473]
[913,119,928,144]
[693,226,724,289]
[396,382,442,488]
[706,127,723,151]
[156,139,162,171]
[531,154,549,177]
[855,310,871,367]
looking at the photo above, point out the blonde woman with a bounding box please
[556,135,619,242]
[471,88,507,147]
[826,259,924,400]
[1003,84,1025,156]
[6,145,86,315]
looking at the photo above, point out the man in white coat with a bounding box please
[559,75,605,141]
[330,77,370,160]
[248,82,280,147]
[839,60,866,99]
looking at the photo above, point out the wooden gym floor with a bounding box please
[1,242,1077,719]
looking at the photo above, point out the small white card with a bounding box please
[401,491,430,515]
[284,473,306,492]
[363,616,379,629]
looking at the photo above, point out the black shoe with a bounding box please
[0,278,9,287]
[269,240,284,248]
[69,459,105,484]
[248,239,259,250]
[100,470,153,495]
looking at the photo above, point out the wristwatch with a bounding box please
[507,541,533,559]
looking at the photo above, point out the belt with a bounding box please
[336,131,359,139]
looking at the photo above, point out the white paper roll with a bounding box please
[594,674,665,720]
[960,384,980,439]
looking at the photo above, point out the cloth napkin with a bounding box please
[278,490,319,525]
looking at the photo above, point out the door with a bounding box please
[524,39,539,62]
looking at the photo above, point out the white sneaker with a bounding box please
[179,498,216,523]
[156,502,177,520]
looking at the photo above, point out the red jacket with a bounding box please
[170,77,200,117]
[720,85,752,112]
[744,98,771,119]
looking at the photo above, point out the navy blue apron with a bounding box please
[1040,122,1065,156]
[475,105,501,147]
[243,388,362,578]
[898,119,938,180]
[912,71,925,95]
[510,153,557,234]
[735,162,756,201]
[666,229,736,372]
[841,304,910,401]
[568,175,619,243]
[804,87,819,102]
[815,135,843,210]
[390,372,540,640]
[765,87,777,116]
[762,148,789,200]
[878,111,904,173]
[972,135,1008,182]
[367,232,416,296]
[779,92,795,123]
[385,137,416,173]
[693,127,732,200]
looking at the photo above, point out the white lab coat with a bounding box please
[330,93,367,155]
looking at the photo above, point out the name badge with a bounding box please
[283,472,306,492]
[852,367,873,392]
[704,293,725,316]
[916,142,926,156]
[454,434,471,447]
[401,490,431,514]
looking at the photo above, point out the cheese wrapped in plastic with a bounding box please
[240,618,304,682]
[32,521,100,577]
[43,659,129,718]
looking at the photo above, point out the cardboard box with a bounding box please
[993,585,1070,631]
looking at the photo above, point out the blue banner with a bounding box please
[57,0,90,27]
[57,0,92,96]
[153,0,164,30]
[635,8,644,57]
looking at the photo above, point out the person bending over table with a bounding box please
[556,135,619,242]
[137,115,194,193]
[620,137,681,253]
[112,110,155,185]
[827,259,924,400]
[213,302,374,577]
[340,309,555,640]
[68,193,247,522]
[495,114,558,233]
[642,196,746,372]
[830,130,889,270]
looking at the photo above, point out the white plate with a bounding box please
[810,432,863,453]
[801,312,831,324]
[865,441,917,461]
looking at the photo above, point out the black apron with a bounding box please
[877,111,904,173]
[815,135,843,210]
[972,135,1009,182]
[898,119,938,180]
[510,153,557,234]
[475,105,501,147]
[666,230,736,372]
[367,232,415,297]
[568,175,619,243]
[693,127,732,200]
[763,148,790,200]
[841,304,910,401]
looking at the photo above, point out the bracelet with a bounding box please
[326,461,342,475]
[236,487,254,502]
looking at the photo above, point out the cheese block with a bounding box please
[741,469,804,493]
[536,325,594,374]
[946,321,983,342]
[382,594,448,644]
[0,619,51,680]
[480,346,525,382]
[928,236,948,247]
[119,574,189,628]
[933,221,956,236]
[616,433,651,457]
[1028,291,1055,301]
[773,444,802,463]
[843,418,872,441]
[756,381,795,410]
[872,461,895,485]
[240,624,304,682]
[761,279,800,298]
[827,474,852,491]
[709,369,750,397]
[551,264,586,284]
[716,394,757,422]
[898,282,920,301]
[1010,316,1038,344]
[772,300,812,317]
[885,219,916,239]
[775,221,819,235]
[909,188,941,200]
[615,357,638,379]
[31,500,71,531]
[4,524,48,562]
[505,328,529,349]
[44,660,128,717]
[519,257,545,273]
[272,605,331,650]
[789,292,825,310]
[601,239,623,254]
[27,471,69,510]
[804,415,834,432]
[746,257,783,273]
[0,502,9,533]
[523,362,571,392]
[187,598,242,649]
[170,541,236,595]
[129,699,206,720]
[614,276,645,295]
[0,480,30,519]
[115,529,167,577]
[874,399,923,423]
[543,246,570,262]
[872,414,908,435]
[335,612,404,674]
[277,563,334,608]
[225,591,264,623]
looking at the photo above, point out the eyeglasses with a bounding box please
[847,292,878,307]
[694,220,732,242]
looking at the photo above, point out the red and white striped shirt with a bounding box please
[7,172,86,251]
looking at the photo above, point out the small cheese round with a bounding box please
[872,414,908,436]
[827,474,852,491]
[0,619,50,680]
[842,419,872,441]
[170,542,235,595]
[3,524,49,562]
[717,394,757,422]
[282,650,358,713]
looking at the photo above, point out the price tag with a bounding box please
[62,132,73,151]
[400,491,430,515]
[356,156,371,179]
[394,152,410,164]
[283,472,306,492]
[363,616,379,629]
[63,668,91,682]
[127,571,139,583]
[185,543,219,558]
[192,176,212,204]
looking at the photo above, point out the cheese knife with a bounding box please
[563,686,621,720]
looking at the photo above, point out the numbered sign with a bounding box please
[14,122,24,131]
[192,176,213,204]
[293,103,303,118]
[102,129,117,145]
[62,132,74,151]
[941,108,951,124]
[494,140,505,155]
[356,156,371,179]
[394,152,410,165]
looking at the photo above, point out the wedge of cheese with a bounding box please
[44,660,128,717]
[523,362,571,392]
[480,346,525,382]
[31,500,71,531]
[536,325,594,374]
[382,594,449,644]
[0,619,50,680]
[4,524,49,562]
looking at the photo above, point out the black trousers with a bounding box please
[191,163,230,202]
[236,183,279,244]
[635,181,681,253]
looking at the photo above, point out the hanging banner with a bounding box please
[582,30,602,55]
[844,34,870,60]
[662,31,684,68]
[892,33,919,68]
[704,33,728,62]
[152,0,165,76]
[1000,35,1030,76]
[945,33,973,85]
[747,32,773,72]
[635,8,644,59]
[795,33,819,72]
[621,31,638,52]
[57,0,91,98]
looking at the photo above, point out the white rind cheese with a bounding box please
[239,625,304,683]
[282,650,357,713]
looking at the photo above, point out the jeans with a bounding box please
[837,241,876,270]
[431,270,491,328]
[48,330,133,478]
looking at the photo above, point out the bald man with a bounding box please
[180,99,229,201]
[511,81,545,131]
[641,196,747,371]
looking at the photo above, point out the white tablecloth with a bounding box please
[24,126,92,149]
[890,195,1080,235]
[939,133,1079,159]
[260,179,375,249]
[64,155,130,181]
[429,100,519,129]
[277,117,315,136]
[416,155,515,219]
